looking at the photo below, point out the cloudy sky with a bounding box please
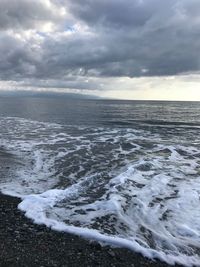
[0,0,200,100]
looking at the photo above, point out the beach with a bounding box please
[0,192,183,267]
[0,99,200,267]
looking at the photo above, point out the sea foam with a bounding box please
[1,117,200,266]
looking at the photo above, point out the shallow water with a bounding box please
[0,97,200,266]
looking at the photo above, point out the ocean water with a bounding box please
[0,96,200,266]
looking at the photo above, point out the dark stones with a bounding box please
[0,193,183,267]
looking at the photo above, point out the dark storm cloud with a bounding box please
[0,32,41,80]
[0,0,63,30]
[0,0,200,88]
[64,0,200,76]
[67,0,154,29]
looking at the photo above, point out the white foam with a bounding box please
[17,159,200,266]
[18,188,200,266]
[1,116,200,266]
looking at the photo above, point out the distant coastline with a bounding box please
[0,90,100,100]
[0,90,199,103]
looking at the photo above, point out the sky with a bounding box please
[0,0,200,100]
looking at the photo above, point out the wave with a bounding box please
[0,117,200,266]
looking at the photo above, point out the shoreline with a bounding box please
[0,193,184,267]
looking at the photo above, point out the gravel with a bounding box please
[0,193,184,267]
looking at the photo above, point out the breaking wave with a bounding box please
[0,116,200,266]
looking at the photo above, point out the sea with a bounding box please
[0,96,200,266]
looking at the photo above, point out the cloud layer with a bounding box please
[0,0,200,94]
